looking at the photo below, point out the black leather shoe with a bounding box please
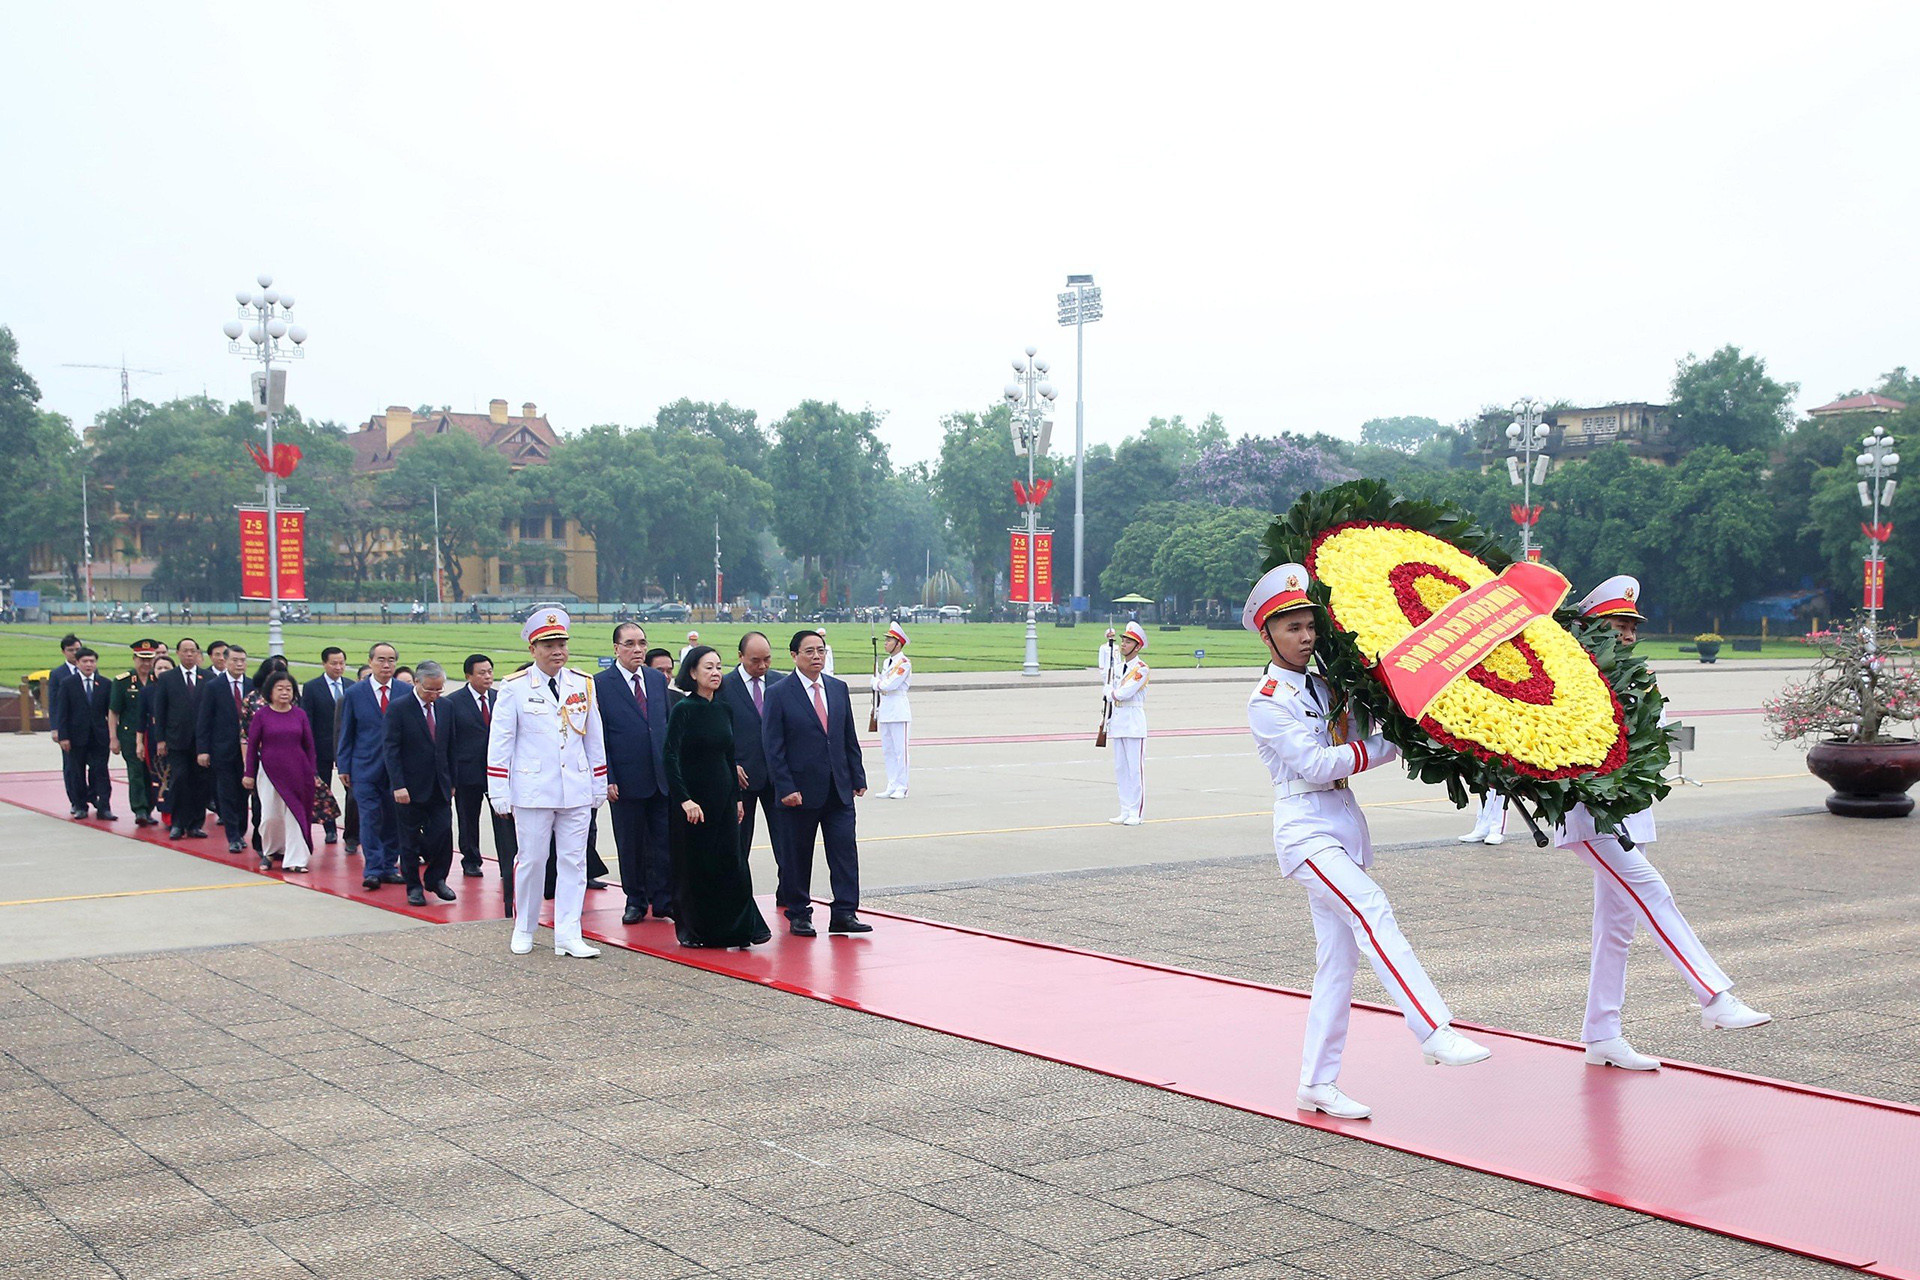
[70,807,87,819]
[461,862,483,878]
[379,871,405,885]
[344,842,358,855]
[168,826,185,839]
[323,828,338,845]
[829,915,874,934]
[361,877,381,890]
[430,880,456,902]
[621,904,643,925]
[406,886,427,906]
[654,910,675,923]
[585,878,610,891]
[187,828,208,839]
[789,918,818,937]
[95,810,117,822]
[227,840,244,854]
[134,815,157,827]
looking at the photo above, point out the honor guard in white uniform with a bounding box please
[1106,622,1150,825]
[1459,791,1508,845]
[488,607,608,958]
[1244,564,1491,1120]
[1555,575,1769,1071]
[820,630,835,676]
[1096,627,1118,677]
[872,622,913,798]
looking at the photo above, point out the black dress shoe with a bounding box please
[430,881,457,902]
[134,815,157,827]
[406,886,427,906]
[95,810,117,822]
[70,807,87,819]
[323,828,338,845]
[227,840,244,854]
[344,842,358,855]
[375,871,401,884]
[361,877,381,890]
[585,878,609,891]
[187,828,208,839]
[461,862,483,878]
[789,918,818,937]
[168,826,185,839]
[622,904,643,925]
[829,915,873,934]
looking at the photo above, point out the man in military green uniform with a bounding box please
[108,638,163,826]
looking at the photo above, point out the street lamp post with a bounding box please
[221,274,307,657]
[1004,345,1057,677]
[1056,275,1102,618]
[1857,424,1900,632]
[80,463,94,624]
[1504,398,1551,559]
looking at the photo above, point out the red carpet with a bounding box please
[5,768,1914,1279]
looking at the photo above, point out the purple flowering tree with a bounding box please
[1175,435,1356,513]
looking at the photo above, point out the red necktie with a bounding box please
[378,684,389,714]
[232,680,242,713]
[811,680,829,732]
[632,672,648,717]
[480,692,491,726]
[425,702,436,741]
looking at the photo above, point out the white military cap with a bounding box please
[886,621,909,645]
[1577,575,1645,621]
[522,605,571,644]
[1122,620,1149,650]
[1242,563,1313,633]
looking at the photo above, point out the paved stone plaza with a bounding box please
[1,664,1912,1279]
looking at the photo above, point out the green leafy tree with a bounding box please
[1151,506,1272,610]
[380,432,516,601]
[1050,437,1178,606]
[1669,346,1797,453]
[1646,445,1777,624]
[0,327,83,586]
[1099,501,1205,603]
[656,398,770,477]
[1137,413,1229,471]
[934,403,1056,606]
[860,464,948,605]
[1359,415,1446,454]
[768,401,889,594]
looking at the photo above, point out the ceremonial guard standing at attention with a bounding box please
[108,639,162,825]
[1105,621,1150,825]
[1244,564,1490,1120]
[1556,575,1769,1072]
[871,622,913,798]
[488,607,607,958]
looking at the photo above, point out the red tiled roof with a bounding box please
[350,410,559,474]
[1808,393,1907,416]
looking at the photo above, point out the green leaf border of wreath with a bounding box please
[1262,478,1671,837]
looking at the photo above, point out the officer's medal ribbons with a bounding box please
[558,685,591,740]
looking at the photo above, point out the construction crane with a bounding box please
[61,357,164,408]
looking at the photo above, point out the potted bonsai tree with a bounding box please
[1694,632,1725,663]
[1765,617,1920,817]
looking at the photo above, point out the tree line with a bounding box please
[0,324,1909,625]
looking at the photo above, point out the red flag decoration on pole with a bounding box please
[1863,522,1894,543]
[1030,478,1053,506]
[1012,479,1029,506]
[1865,557,1887,609]
[239,508,308,600]
[1509,503,1543,528]
[246,442,303,477]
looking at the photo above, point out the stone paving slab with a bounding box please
[1,811,1909,1278]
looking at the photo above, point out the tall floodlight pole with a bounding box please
[221,274,308,657]
[1856,424,1900,635]
[1056,275,1102,619]
[1004,345,1058,677]
[431,484,444,605]
[80,464,94,623]
[1504,398,1551,559]
[714,514,723,614]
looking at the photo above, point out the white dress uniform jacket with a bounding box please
[872,654,912,722]
[1555,708,1666,848]
[486,666,608,812]
[1250,666,1400,875]
[1106,656,1149,738]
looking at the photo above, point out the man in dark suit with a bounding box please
[52,646,114,820]
[301,646,349,845]
[597,622,673,925]
[48,634,81,759]
[195,644,252,853]
[383,660,455,907]
[153,636,209,838]
[448,653,517,892]
[337,642,405,890]
[716,630,786,865]
[762,628,870,936]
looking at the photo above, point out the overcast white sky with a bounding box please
[5,4,1915,465]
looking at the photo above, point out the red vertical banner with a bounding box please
[1525,546,1543,563]
[1865,557,1886,610]
[1009,530,1030,603]
[1033,531,1054,603]
[239,508,307,600]
[239,509,270,599]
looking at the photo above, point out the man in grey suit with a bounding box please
[714,631,787,866]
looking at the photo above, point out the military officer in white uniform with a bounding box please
[871,621,913,798]
[1459,791,1508,845]
[488,607,608,958]
[1556,575,1769,1071]
[1105,621,1150,825]
[1244,564,1491,1120]
[1095,627,1118,678]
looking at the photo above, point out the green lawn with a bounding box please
[0,622,1797,687]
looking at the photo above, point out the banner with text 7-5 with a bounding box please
[1008,529,1054,604]
[239,507,308,601]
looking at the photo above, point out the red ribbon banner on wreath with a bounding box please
[1377,561,1571,720]
[1863,522,1894,544]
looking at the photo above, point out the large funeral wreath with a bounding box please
[1263,480,1671,840]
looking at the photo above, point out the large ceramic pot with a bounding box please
[1806,738,1920,818]
[1696,642,1721,664]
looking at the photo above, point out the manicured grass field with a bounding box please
[0,621,1795,687]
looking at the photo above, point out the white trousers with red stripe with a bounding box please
[1112,736,1144,820]
[510,805,591,944]
[880,722,910,793]
[1289,853,1451,1087]
[1574,837,1729,1042]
